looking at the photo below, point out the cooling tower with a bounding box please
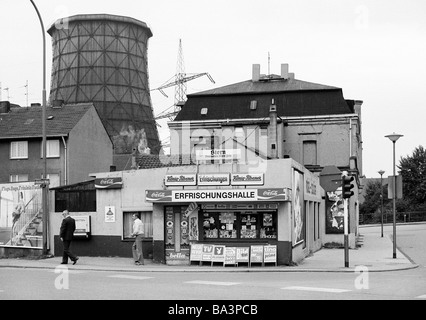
[47,14,161,155]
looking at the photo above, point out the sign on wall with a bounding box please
[146,188,291,203]
[95,177,122,189]
[105,206,116,223]
[72,215,91,238]
[231,173,264,186]
[165,174,196,186]
[293,170,305,247]
[0,182,42,247]
[195,149,241,161]
[198,173,230,186]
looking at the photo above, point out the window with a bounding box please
[202,210,277,240]
[10,141,28,159]
[41,139,60,158]
[123,211,153,240]
[303,140,317,166]
[10,174,29,182]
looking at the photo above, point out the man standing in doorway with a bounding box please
[60,210,79,265]
[131,213,144,265]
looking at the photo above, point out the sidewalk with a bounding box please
[0,229,418,273]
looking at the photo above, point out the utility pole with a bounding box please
[30,0,49,256]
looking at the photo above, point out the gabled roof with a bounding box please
[0,103,96,139]
[174,77,354,122]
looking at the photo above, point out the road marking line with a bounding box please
[108,275,153,280]
[281,286,351,293]
[185,280,240,286]
[48,269,87,274]
[416,294,426,299]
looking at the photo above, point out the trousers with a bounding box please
[62,240,77,263]
[132,234,144,264]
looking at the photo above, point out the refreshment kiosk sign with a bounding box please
[146,188,291,203]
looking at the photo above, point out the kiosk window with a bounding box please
[260,212,277,239]
[240,213,258,239]
[203,212,219,239]
[201,209,277,240]
[218,212,237,239]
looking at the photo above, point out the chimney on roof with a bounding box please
[288,72,295,79]
[281,64,289,79]
[31,103,41,107]
[0,101,11,114]
[268,98,278,159]
[52,99,64,108]
[252,64,260,82]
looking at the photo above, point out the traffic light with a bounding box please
[341,175,355,199]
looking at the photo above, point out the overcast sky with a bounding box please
[1,0,425,178]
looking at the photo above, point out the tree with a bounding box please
[398,145,426,208]
[360,180,390,222]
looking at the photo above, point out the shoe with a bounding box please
[135,262,141,265]
[73,257,79,265]
[60,262,68,265]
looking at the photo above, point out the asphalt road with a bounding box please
[0,224,425,304]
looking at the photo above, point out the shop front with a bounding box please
[146,188,292,265]
[55,158,324,265]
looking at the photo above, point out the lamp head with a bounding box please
[385,132,403,142]
[378,170,385,176]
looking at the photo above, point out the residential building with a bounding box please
[0,101,113,187]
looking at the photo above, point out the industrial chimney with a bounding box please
[47,14,161,155]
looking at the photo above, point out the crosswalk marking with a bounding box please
[281,286,351,293]
[108,274,153,280]
[185,280,240,286]
[416,294,426,299]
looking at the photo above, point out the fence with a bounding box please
[360,211,426,225]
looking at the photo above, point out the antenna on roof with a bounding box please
[268,52,271,76]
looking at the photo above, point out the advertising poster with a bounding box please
[263,245,277,264]
[325,189,345,234]
[236,247,250,264]
[293,170,305,246]
[105,206,115,223]
[190,244,203,262]
[202,244,214,261]
[0,182,43,247]
[224,247,237,265]
[250,245,264,264]
[211,245,226,263]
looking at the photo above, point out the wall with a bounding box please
[68,107,113,184]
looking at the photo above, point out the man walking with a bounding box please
[131,213,144,265]
[60,210,79,265]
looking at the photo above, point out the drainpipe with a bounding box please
[61,136,67,185]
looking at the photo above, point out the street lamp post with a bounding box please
[30,0,48,255]
[385,133,403,259]
[378,170,385,238]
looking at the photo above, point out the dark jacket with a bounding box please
[60,216,76,241]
